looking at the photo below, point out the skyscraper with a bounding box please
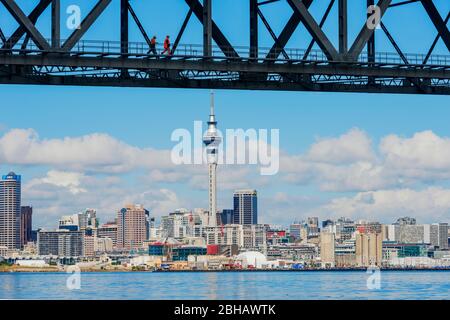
[220,209,234,225]
[203,92,222,227]
[20,206,33,246]
[320,232,335,268]
[0,172,21,249]
[438,223,449,250]
[233,189,258,225]
[117,204,149,250]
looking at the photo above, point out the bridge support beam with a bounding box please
[203,0,212,57]
[51,0,60,48]
[121,0,129,55]
[338,0,347,54]
[421,0,450,52]
[250,0,258,60]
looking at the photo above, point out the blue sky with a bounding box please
[0,0,449,228]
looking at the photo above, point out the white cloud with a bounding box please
[314,187,450,223]
[306,128,375,164]
[281,129,450,192]
[380,130,450,180]
[26,170,87,194]
[0,128,172,173]
[22,170,187,228]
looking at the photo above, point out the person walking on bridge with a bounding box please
[148,36,157,55]
[161,35,172,55]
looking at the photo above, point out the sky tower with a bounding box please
[203,91,221,227]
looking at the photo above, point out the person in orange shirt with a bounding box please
[161,35,171,55]
[148,36,157,55]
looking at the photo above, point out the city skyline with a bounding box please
[1,1,449,229]
[2,90,450,228]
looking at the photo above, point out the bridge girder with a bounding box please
[0,0,449,95]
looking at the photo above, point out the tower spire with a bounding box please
[210,90,215,116]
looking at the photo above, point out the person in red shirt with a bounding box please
[161,35,171,55]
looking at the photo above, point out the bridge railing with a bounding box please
[1,38,449,67]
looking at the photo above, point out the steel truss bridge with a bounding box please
[0,0,449,94]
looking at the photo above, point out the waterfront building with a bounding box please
[382,242,428,258]
[83,235,96,257]
[161,209,193,239]
[335,240,356,267]
[194,224,244,247]
[320,232,335,268]
[266,229,289,245]
[428,223,449,249]
[0,246,8,257]
[97,222,118,247]
[266,243,317,261]
[382,224,397,242]
[172,246,207,261]
[20,206,32,246]
[37,230,84,257]
[95,237,113,253]
[233,189,258,225]
[0,172,21,250]
[398,224,425,244]
[117,204,149,250]
[439,223,449,250]
[355,232,382,267]
[242,224,267,251]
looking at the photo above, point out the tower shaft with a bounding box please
[203,91,221,228]
[208,163,217,227]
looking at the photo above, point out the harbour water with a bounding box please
[0,271,449,300]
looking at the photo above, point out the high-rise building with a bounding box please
[242,224,267,250]
[355,232,382,267]
[37,230,84,257]
[398,224,425,244]
[307,217,319,235]
[233,189,258,225]
[59,214,79,231]
[161,209,193,239]
[98,222,118,247]
[396,217,417,225]
[78,209,97,230]
[20,206,32,246]
[203,92,222,227]
[289,223,303,241]
[220,209,234,225]
[0,172,21,249]
[117,204,149,250]
[320,232,335,268]
[438,223,449,250]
